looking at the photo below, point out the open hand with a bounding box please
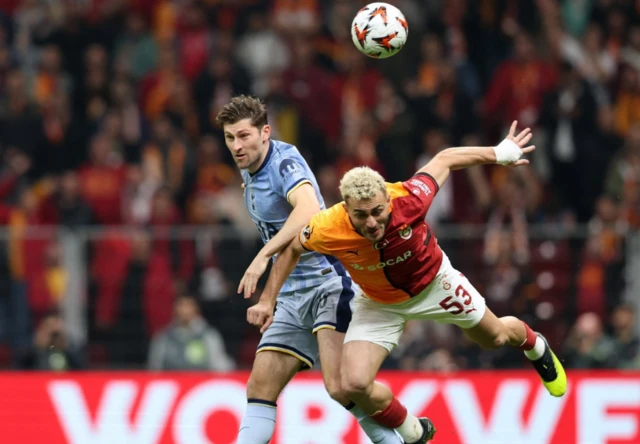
[506,120,535,166]
[238,254,270,299]
[497,120,536,167]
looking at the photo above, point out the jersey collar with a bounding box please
[249,139,274,177]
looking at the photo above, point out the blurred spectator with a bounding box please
[32,45,72,108]
[538,61,600,220]
[114,12,158,82]
[193,51,251,135]
[316,165,341,207]
[564,312,616,368]
[483,31,557,130]
[605,124,640,231]
[613,63,640,137]
[108,78,145,162]
[329,46,383,146]
[27,240,68,325]
[236,8,290,97]
[0,70,47,178]
[483,230,530,313]
[420,348,459,373]
[282,37,334,161]
[576,195,626,317]
[609,303,639,369]
[140,115,193,209]
[99,230,150,368]
[484,167,542,265]
[620,24,640,73]
[76,45,109,118]
[560,0,594,37]
[557,22,616,88]
[17,311,83,371]
[264,71,299,145]
[148,295,235,371]
[139,45,183,120]
[39,171,94,227]
[405,33,447,99]
[77,133,128,225]
[272,0,321,37]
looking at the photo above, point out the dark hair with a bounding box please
[215,94,268,129]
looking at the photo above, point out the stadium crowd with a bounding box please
[0,0,638,371]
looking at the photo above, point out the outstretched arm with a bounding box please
[246,235,305,333]
[420,121,535,188]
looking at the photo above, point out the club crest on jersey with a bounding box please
[302,225,313,241]
[279,159,302,180]
[399,225,412,240]
[373,239,389,250]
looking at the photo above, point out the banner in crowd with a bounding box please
[0,371,638,443]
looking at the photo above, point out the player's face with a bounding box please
[344,191,391,243]
[223,119,271,173]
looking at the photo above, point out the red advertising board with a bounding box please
[0,371,638,444]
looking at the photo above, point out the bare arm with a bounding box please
[238,183,320,298]
[246,235,305,333]
[262,183,320,258]
[420,121,535,188]
[262,236,305,306]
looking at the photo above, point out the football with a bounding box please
[351,2,408,59]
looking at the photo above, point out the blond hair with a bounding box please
[339,167,387,201]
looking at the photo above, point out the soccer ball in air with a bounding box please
[351,2,408,59]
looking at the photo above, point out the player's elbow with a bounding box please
[290,238,306,258]
[432,149,458,170]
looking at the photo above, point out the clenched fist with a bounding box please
[247,300,276,334]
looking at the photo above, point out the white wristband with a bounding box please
[493,139,522,165]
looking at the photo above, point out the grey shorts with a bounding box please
[257,275,355,370]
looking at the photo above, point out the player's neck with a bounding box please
[247,139,272,175]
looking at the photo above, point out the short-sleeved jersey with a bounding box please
[300,173,443,304]
[242,139,346,293]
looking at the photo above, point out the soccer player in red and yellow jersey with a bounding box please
[250,121,567,444]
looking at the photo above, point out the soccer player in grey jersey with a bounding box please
[216,96,403,444]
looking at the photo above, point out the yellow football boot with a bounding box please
[531,333,567,397]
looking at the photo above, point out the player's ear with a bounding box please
[341,201,348,212]
[261,124,271,142]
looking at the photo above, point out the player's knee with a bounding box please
[324,378,348,404]
[341,373,373,400]
[245,374,263,398]
[246,371,279,401]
